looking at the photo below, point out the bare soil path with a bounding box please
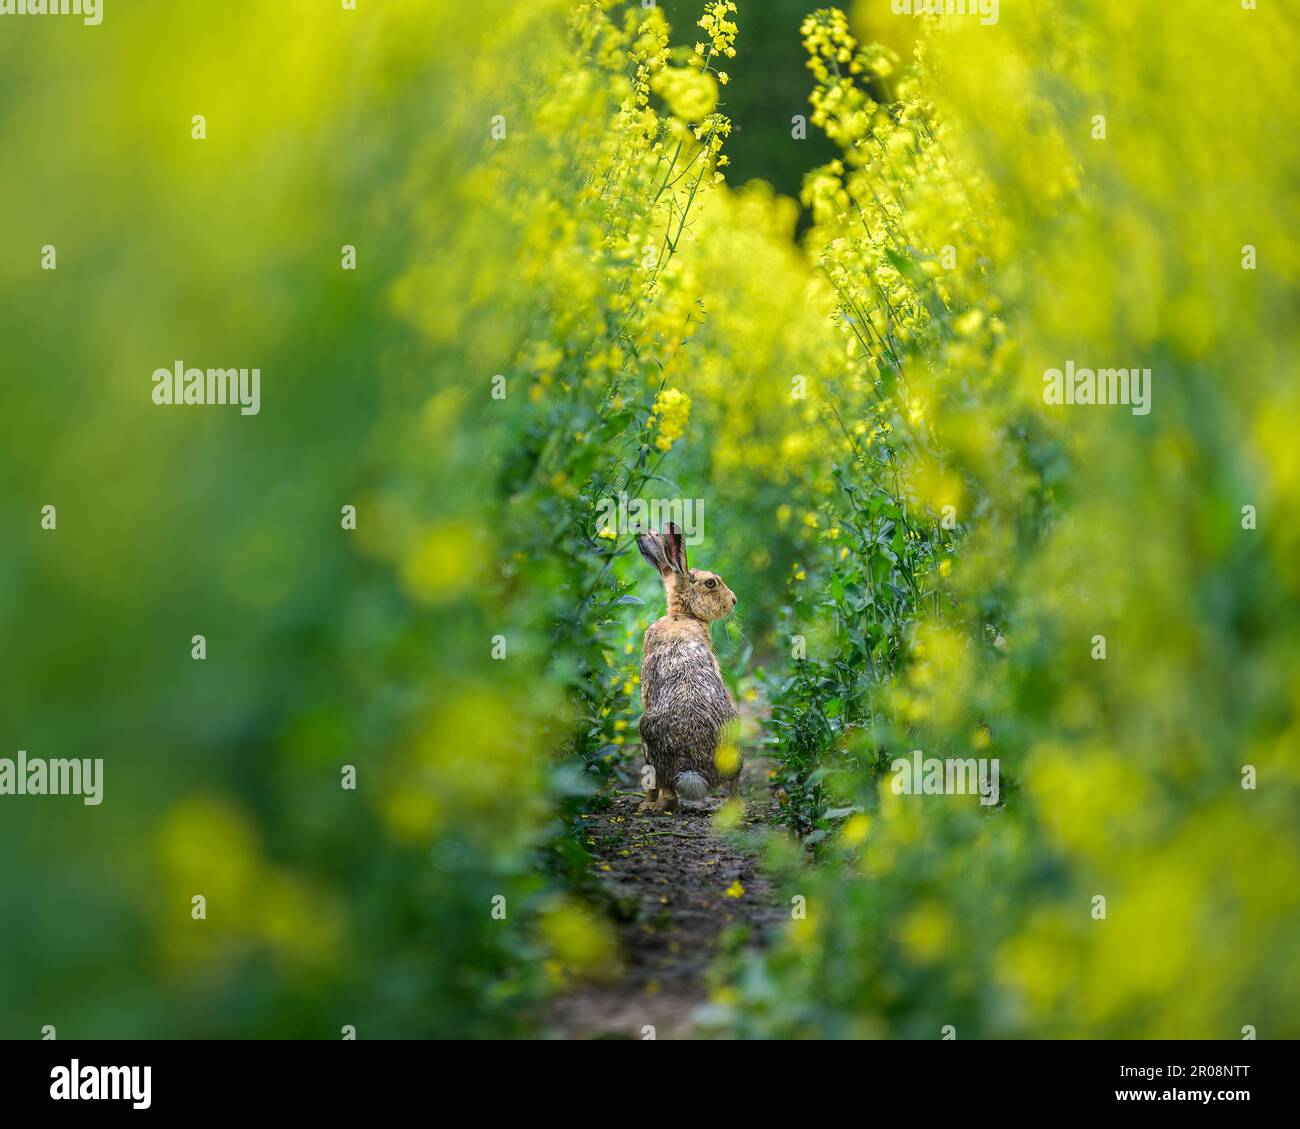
[547,753,782,1039]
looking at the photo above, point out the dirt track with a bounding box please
[547,754,781,1039]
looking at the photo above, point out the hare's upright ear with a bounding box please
[637,529,670,575]
[663,522,687,576]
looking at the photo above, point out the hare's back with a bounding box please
[642,620,731,715]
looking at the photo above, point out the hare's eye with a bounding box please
[705,578,717,589]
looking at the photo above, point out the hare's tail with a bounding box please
[674,771,710,801]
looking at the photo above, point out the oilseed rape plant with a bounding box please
[0,0,1296,1050]
[720,2,1300,1039]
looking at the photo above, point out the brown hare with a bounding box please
[635,522,741,813]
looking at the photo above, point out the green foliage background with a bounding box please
[1,0,1297,1039]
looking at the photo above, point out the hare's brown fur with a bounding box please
[636,524,740,812]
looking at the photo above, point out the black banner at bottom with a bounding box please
[0,1037,1289,1116]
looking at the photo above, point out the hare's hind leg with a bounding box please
[653,783,677,813]
[637,744,668,813]
[639,715,677,813]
